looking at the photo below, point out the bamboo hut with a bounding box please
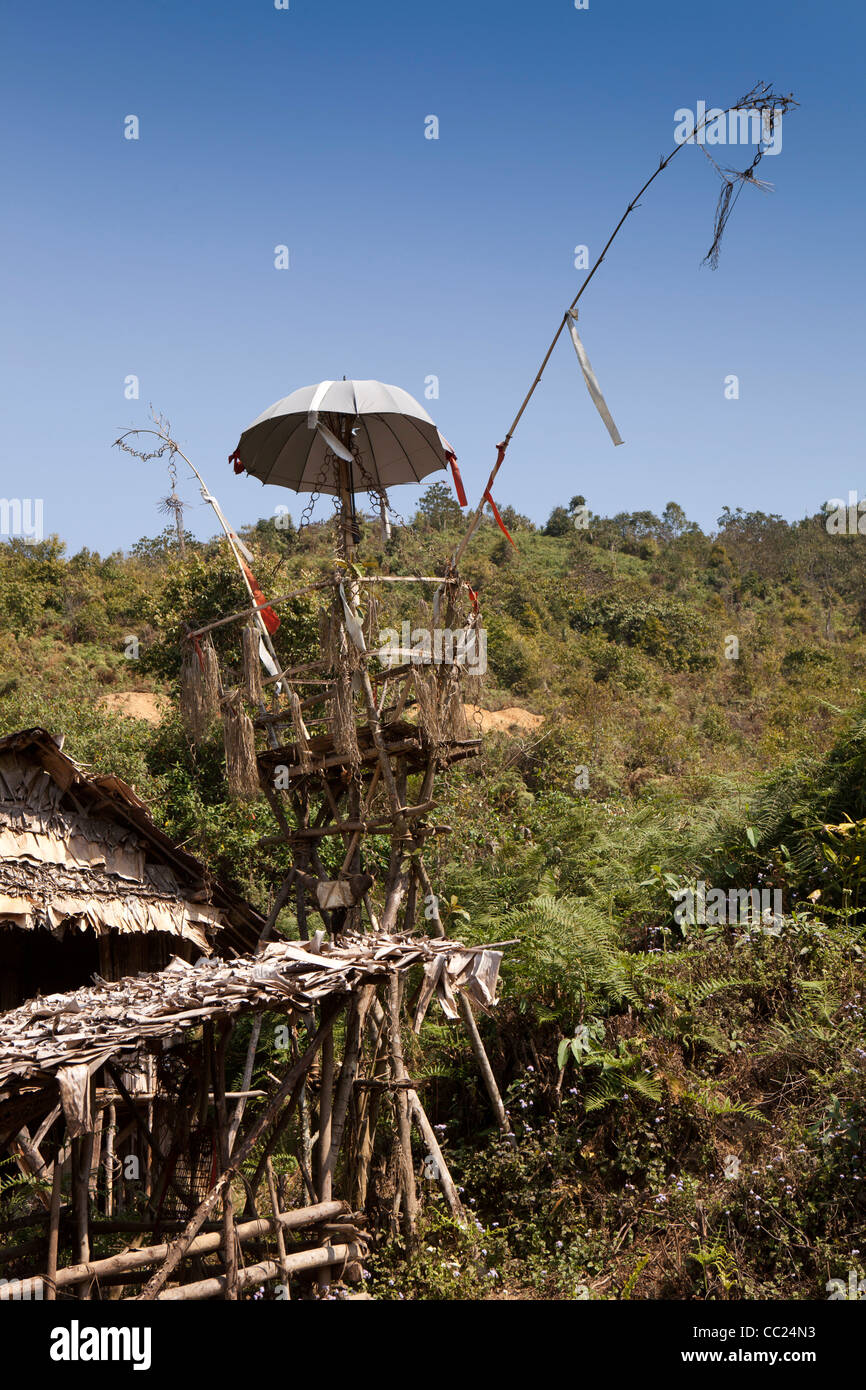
[0,727,263,1011]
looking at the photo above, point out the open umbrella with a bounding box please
[230,379,459,498]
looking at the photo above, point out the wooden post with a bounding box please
[265,1158,291,1299]
[89,1107,104,1198]
[315,1023,336,1294]
[296,846,311,942]
[0,1200,353,1300]
[208,1021,238,1300]
[316,1028,335,1202]
[326,985,375,1188]
[299,1083,315,1201]
[137,1003,339,1301]
[352,1011,390,1210]
[368,996,466,1226]
[105,1061,195,1212]
[387,975,419,1234]
[407,1090,466,1227]
[103,1103,116,1217]
[227,1015,262,1154]
[71,1130,95,1298]
[155,1243,366,1301]
[45,1149,63,1302]
[413,854,515,1145]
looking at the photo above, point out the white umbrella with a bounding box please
[230,378,458,497]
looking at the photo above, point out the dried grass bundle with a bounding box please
[364,593,379,651]
[319,607,340,672]
[328,675,361,766]
[289,688,313,772]
[222,690,260,798]
[412,667,442,745]
[179,635,220,742]
[441,671,469,740]
[241,623,264,705]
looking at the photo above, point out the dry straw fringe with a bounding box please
[329,675,361,766]
[222,690,260,798]
[289,689,313,772]
[180,635,220,742]
[319,607,341,672]
[412,667,442,746]
[241,623,265,706]
[442,670,470,740]
[364,593,379,651]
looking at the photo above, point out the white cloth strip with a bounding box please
[339,582,367,653]
[317,423,354,462]
[567,312,624,447]
[307,379,335,430]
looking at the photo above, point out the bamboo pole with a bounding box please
[407,1091,465,1226]
[412,854,514,1144]
[325,985,375,1189]
[103,1104,116,1217]
[315,1022,336,1296]
[1,1201,350,1299]
[156,1243,365,1301]
[366,996,466,1225]
[89,1107,104,1198]
[9,1125,52,1209]
[71,1131,94,1298]
[317,1029,335,1202]
[450,87,793,571]
[252,870,296,953]
[352,1010,390,1209]
[387,975,419,1234]
[136,1004,339,1300]
[265,1158,291,1299]
[44,1152,63,1302]
[104,1062,194,1212]
[208,1022,238,1300]
[227,1015,263,1156]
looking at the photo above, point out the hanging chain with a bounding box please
[298,454,334,534]
[351,445,408,531]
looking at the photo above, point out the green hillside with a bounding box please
[2,487,864,1299]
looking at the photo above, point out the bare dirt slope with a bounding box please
[465,705,544,734]
[96,691,170,725]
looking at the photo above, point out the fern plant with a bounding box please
[507,894,649,1025]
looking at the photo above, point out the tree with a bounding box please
[662,502,688,538]
[544,506,572,537]
[415,482,464,531]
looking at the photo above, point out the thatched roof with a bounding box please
[0,728,264,955]
[0,932,502,1139]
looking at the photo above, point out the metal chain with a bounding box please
[351,448,408,531]
[298,455,334,534]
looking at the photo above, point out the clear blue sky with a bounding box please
[1,0,862,553]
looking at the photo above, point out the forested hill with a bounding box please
[1,486,865,1299]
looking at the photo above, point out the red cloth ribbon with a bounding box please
[239,557,281,634]
[484,490,515,547]
[467,585,480,614]
[192,634,206,674]
[446,450,468,506]
[229,450,245,475]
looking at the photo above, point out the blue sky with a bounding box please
[0,0,862,553]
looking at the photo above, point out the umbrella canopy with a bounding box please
[231,379,453,496]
